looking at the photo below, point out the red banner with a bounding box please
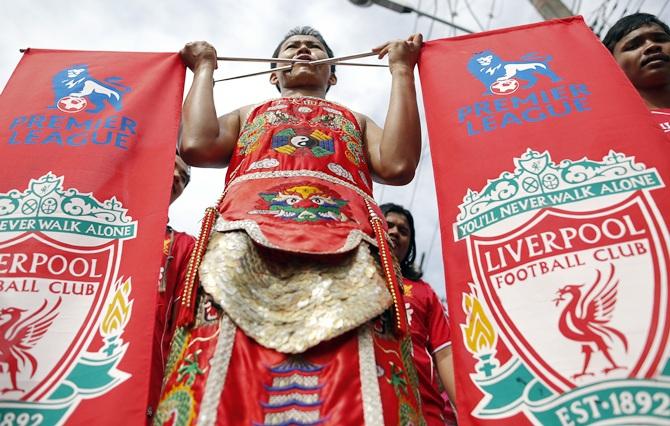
[0,49,184,424]
[420,17,670,425]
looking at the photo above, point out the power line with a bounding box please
[588,0,614,36]
[464,0,486,31]
[445,0,458,36]
[608,1,625,25]
[621,0,634,16]
[660,0,670,17]
[426,0,438,39]
[486,0,497,30]
[349,0,474,33]
[412,0,422,33]
[636,0,647,12]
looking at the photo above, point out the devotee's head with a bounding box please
[270,26,337,93]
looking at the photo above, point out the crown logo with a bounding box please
[454,150,663,240]
[0,172,136,239]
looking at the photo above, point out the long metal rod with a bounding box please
[215,65,292,82]
[217,55,386,67]
[214,51,384,83]
[334,62,387,67]
[217,56,304,63]
[307,51,379,65]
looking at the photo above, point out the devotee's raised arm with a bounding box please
[364,34,423,185]
[179,41,240,168]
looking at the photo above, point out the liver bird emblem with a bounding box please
[553,264,628,380]
[0,298,61,393]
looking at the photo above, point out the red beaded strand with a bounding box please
[366,200,409,336]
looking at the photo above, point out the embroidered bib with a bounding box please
[214,97,383,254]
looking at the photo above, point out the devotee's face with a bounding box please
[386,212,411,262]
[170,155,189,204]
[270,35,336,91]
[613,24,670,90]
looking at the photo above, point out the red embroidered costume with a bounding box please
[156,97,424,425]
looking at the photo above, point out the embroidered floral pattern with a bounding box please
[345,141,365,166]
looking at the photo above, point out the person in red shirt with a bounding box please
[603,13,670,130]
[148,152,195,417]
[381,203,457,425]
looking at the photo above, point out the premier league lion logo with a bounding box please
[51,64,130,113]
[468,50,561,95]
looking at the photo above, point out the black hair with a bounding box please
[380,203,422,280]
[270,26,336,93]
[603,13,670,52]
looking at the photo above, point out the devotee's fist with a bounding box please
[180,41,218,72]
[372,33,423,74]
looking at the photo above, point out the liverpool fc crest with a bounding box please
[0,173,136,424]
[456,150,670,425]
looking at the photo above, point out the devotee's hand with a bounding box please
[180,41,218,72]
[372,34,423,74]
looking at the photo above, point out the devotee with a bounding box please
[155,27,426,425]
[147,152,195,417]
[381,203,457,426]
[603,13,670,130]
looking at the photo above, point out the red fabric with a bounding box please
[159,321,222,425]
[404,278,455,425]
[419,17,670,426]
[148,228,195,413]
[219,328,365,425]
[0,49,184,425]
[158,318,424,425]
[218,97,385,254]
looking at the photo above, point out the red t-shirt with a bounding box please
[148,227,195,414]
[403,278,456,425]
[650,109,670,134]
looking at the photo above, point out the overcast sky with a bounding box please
[2,0,669,297]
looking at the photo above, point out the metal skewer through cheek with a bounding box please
[214,51,385,83]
